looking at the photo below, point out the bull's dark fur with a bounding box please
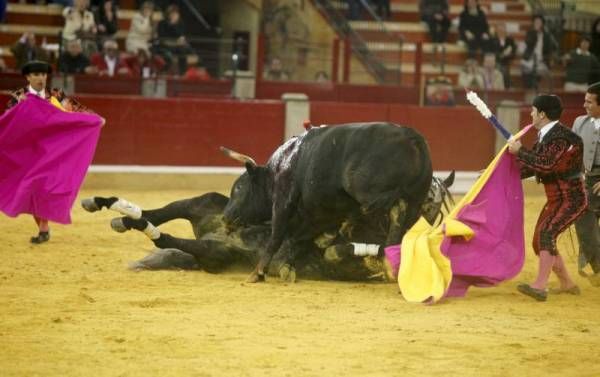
[224,122,433,280]
[82,172,453,282]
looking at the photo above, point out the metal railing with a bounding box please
[311,0,402,85]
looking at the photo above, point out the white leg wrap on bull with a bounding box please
[351,243,379,257]
[109,198,142,219]
[143,222,161,240]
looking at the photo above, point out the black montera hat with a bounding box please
[21,60,52,76]
[532,94,563,120]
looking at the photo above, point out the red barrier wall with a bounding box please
[255,81,420,104]
[8,92,587,172]
[76,95,285,166]
[311,103,496,170]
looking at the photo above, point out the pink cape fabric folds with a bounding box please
[384,138,530,300]
[0,94,102,224]
[440,149,525,297]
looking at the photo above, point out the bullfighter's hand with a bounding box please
[593,181,600,195]
[100,117,106,127]
[507,138,522,154]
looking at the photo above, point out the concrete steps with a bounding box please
[389,2,529,22]
[4,4,139,31]
[0,23,128,46]
[340,0,539,87]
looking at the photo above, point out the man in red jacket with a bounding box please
[508,95,588,301]
[89,39,132,77]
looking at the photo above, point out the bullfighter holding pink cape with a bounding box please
[0,60,103,243]
[384,91,532,303]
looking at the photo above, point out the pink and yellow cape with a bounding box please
[386,125,533,302]
[0,94,103,224]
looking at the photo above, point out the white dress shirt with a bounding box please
[538,120,559,142]
[27,85,46,98]
[104,55,117,76]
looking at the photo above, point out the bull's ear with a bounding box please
[444,170,456,188]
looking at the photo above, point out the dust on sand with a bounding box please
[1,187,599,377]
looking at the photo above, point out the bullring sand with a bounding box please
[1,179,600,377]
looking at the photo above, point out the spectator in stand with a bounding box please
[489,23,516,88]
[0,58,6,72]
[156,4,192,75]
[264,56,290,81]
[419,0,450,44]
[458,0,492,59]
[126,1,155,55]
[590,18,600,61]
[562,36,600,93]
[58,38,95,74]
[183,55,211,81]
[458,58,483,89]
[521,15,557,90]
[135,0,168,11]
[89,38,132,76]
[346,0,361,21]
[480,53,504,90]
[62,0,98,57]
[94,0,118,43]
[374,0,391,21]
[0,1,6,23]
[127,48,165,78]
[10,33,49,71]
[52,0,75,6]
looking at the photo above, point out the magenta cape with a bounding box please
[441,149,525,297]
[384,130,531,302]
[0,94,102,224]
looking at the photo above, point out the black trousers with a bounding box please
[575,173,600,273]
[423,16,450,43]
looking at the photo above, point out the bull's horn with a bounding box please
[220,146,257,166]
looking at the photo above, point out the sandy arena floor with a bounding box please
[1,179,600,377]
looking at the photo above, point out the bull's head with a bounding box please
[221,147,273,228]
[421,170,455,225]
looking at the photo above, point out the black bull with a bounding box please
[81,170,453,281]
[82,193,399,281]
[221,122,433,282]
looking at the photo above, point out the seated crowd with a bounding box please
[424,0,600,92]
[5,0,211,81]
[3,0,600,90]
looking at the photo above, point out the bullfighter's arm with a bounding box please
[516,138,570,174]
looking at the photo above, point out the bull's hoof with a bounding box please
[110,218,128,233]
[246,271,265,283]
[324,246,342,263]
[278,264,296,283]
[324,244,355,263]
[81,198,100,213]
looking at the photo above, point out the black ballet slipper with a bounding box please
[30,231,50,244]
[517,283,547,302]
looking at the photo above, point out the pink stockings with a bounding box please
[552,254,577,290]
[531,250,576,290]
[33,216,49,232]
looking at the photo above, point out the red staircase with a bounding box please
[339,0,565,88]
[0,1,139,71]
